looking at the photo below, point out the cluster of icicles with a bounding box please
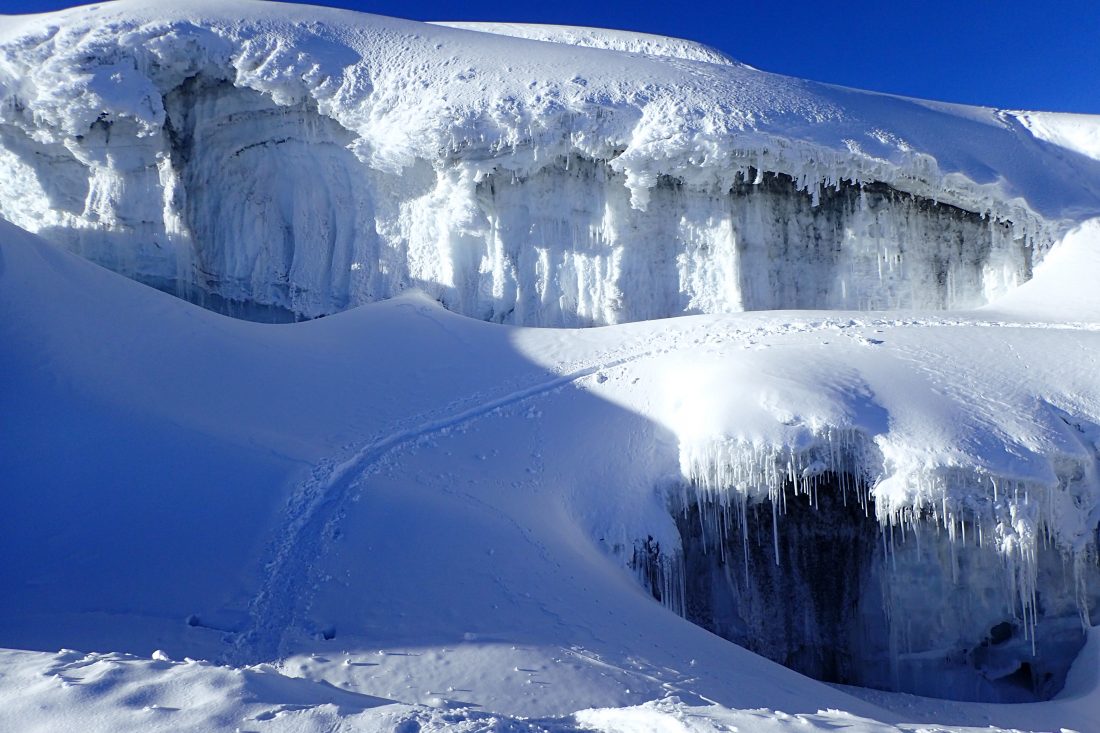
[640,427,1096,649]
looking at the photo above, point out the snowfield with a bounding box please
[2,1,1100,731]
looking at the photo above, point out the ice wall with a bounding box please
[631,425,1100,702]
[0,97,1040,325]
[0,2,1090,325]
[479,163,1031,324]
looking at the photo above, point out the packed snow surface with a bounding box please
[3,1,1100,731]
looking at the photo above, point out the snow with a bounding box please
[985,217,1100,321]
[1012,111,1100,163]
[3,209,1100,728]
[429,22,741,66]
[2,1,1100,731]
[2,0,1100,321]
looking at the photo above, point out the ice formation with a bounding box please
[622,303,1100,702]
[3,0,1100,717]
[648,430,1100,701]
[2,0,1098,323]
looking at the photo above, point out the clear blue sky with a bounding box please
[6,0,1099,113]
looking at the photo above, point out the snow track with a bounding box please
[232,311,1100,664]
[231,337,666,663]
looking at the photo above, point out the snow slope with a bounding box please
[0,215,893,730]
[3,209,1100,729]
[429,21,741,66]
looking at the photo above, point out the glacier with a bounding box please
[2,0,1098,323]
[2,1,1100,730]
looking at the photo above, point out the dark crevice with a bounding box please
[633,473,1096,703]
[674,476,879,686]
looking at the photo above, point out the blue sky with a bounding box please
[6,0,1099,113]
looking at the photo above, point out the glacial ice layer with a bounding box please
[2,2,1098,324]
[629,408,1100,702]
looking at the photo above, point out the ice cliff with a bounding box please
[3,0,1100,322]
[612,228,1100,702]
[3,0,1100,711]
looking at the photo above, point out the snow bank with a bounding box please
[2,0,1099,322]
[576,696,907,733]
[0,648,587,732]
[985,218,1100,321]
[0,217,907,730]
[1012,111,1100,163]
[9,645,1094,732]
[3,199,1099,722]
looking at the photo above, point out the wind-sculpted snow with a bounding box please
[2,0,1100,322]
[429,21,742,66]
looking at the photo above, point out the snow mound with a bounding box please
[1012,111,1100,163]
[2,194,1100,725]
[576,697,906,733]
[0,648,582,732]
[986,217,1100,321]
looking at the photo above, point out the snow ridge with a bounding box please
[429,21,741,66]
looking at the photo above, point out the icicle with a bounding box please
[697,501,707,554]
[741,497,750,586]
[772,499,780,566]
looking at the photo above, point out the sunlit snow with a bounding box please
[2,1,1100,731]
